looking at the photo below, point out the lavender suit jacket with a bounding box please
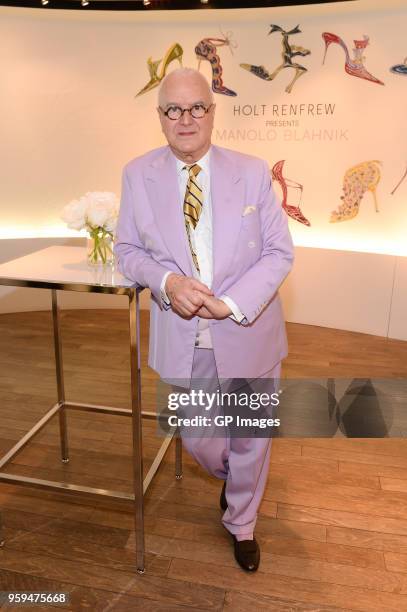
[114,144,294,381]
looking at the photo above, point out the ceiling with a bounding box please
[0,0,355,11]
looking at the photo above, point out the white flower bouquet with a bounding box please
[61,191,119,265]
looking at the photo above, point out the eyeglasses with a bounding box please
[160,103,213,121]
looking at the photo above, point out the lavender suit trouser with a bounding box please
[178,347,281,540]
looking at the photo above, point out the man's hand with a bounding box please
[196,295,232,320]
[165,273,213,318]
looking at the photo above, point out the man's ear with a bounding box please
[157,107,165,132]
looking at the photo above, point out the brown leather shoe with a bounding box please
[220,481,228,511]
[232,535,260,572]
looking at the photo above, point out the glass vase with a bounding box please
[87,227,114,266]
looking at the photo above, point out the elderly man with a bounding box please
[114,68,293,572]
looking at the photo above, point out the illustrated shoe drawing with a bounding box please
[136,43,183,97]
[330,160,382,223]
[391,164,407,195]
[322,32,384,85]
[271,160,311,226]
[195,36,237,96]
[240,24,311,94]
[390,57,407,76]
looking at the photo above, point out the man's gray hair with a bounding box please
[158,67,214,107]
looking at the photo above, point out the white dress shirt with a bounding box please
[161,148,245,348]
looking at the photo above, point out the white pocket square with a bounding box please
[242,205,257,217]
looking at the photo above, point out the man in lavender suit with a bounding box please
[114,68,293,572]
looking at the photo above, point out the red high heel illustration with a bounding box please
[195,35,237,96]
[271,160,311,226]
[322,32,384,85]
[391,164,407,195]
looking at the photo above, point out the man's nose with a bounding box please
[179,109,193,125]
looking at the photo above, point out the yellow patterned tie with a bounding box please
[183,164,203,272]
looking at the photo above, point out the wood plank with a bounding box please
[257,518,326,543]
[0,548,225,609]
[384,552,407,574]
[339,460,407,481]
[2,508,131,549]
[380,476,407,493]
[0,568,207,611]
[270,478,407,520]
[277,503,407,537]
[261,534,385,570]
[299,439,407,458]
[327,526,407,555]
[254,553,400,593]
[265,462,381,493]
[168,557,407,612]
[4,527,170,577]
[302,444,407,470]
[223,590,351,611]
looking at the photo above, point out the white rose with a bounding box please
[104,213,118,233]
[85,191,118,229]
[61,197,87,230]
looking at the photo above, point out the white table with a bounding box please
[0,246,182,573]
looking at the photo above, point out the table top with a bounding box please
[0,246,136,294]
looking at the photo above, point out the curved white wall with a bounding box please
[1,239,405,341]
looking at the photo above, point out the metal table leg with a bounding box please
[175,434,183,480]
[51,289,69,463]
[129,289,145,574]
[0,512,5,547]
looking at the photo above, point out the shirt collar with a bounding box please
[175,147,211,176]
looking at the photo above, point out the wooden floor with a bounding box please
[0,309,407,611]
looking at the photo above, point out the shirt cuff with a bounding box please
[219,294,247,324]
[160,271,172,308]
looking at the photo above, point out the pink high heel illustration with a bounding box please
[322,32,384,85]
[271,160,311,226]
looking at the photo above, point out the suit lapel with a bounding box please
[211,146,244,290]
[145,148,193,276]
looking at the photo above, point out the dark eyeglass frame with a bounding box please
[160,103,214,121]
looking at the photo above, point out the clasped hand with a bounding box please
[165,273,231,320]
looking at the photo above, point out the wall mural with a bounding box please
[390,57,407,75]
[322,33,384,85]
[330,161,382,223]
[134,25,405,233]
[271,160,311,226]
[240,25,311,94]
[391,165,407,195]
[3,7,404,253]
[195,35,237,97]
[136,42,183,97]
